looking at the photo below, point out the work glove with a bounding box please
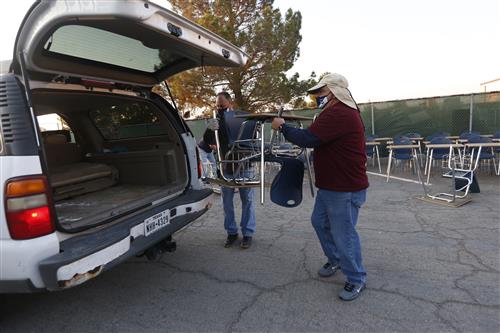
[207,118,219,131]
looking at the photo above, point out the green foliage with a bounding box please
[165,0,317,115]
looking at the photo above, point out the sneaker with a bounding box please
[224,234,238,248]
[339,282,365,301]
[240,236,252,249]
[318,262,340,277]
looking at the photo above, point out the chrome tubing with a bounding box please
[269,107,284,146]
[213,110,231,182]
[299,121,315,198]
[304,148,315,198]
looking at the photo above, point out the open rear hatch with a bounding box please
[10,0,248,232]
[12,0,247,86]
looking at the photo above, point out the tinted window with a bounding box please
[38,114,76,143]
[44,25,176,73]
[90,102,167,140]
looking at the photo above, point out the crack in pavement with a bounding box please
[126,255,499,333]
[125,177,499,332]
[370,285,499,333]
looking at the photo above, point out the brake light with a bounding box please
[195,148,203,179]
[81,79,116,89]
[6,207,52,240]
[5,176,55,240]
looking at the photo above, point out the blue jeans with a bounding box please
[221,185,256,237]
[311,189,367,284]
[198,148,216,178]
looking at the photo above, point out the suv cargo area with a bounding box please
[33,90,188,232]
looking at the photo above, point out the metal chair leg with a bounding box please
[386,150,393,182]
[424,148,430,175]
[426,149,434,184]
[375,146,381,173]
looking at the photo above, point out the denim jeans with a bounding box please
[221,186,255,236]
[198,148,216,178]
[311,188,367,284]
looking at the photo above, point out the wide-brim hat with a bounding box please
[307,73,357,110]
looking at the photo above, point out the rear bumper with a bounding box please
[1,188,213,293]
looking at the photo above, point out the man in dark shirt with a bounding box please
[204,92,256,249]
[271,73,369,301]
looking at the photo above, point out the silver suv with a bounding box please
[0,0,247,292]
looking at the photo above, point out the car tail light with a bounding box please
[6,178,46,196]
[195,148,203,179]
[5,176,55,240]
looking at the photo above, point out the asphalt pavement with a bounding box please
[1,173,499,332]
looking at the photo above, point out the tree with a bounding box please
[165,0,316,116]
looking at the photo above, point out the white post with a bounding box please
[469,94,473,132]
[371,101,375,135]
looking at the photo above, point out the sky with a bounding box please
[1,0,499,103]
[274,0,500,102]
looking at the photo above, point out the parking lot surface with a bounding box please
[1,174,499,332]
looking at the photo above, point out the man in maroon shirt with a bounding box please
[271,73,369,301]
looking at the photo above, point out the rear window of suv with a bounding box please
[90,102,167,140]
[44,24,177,73]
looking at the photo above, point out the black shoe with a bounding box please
[240,236,252,249]
[339,282,365,301]
[224,234,238,248]
[318,262,340,277]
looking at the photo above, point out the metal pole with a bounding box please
[371,101,375,135]
[213,110,227,181]
[260,122,265,205]
[469,94,473,132]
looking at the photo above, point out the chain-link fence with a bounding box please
[359,92,500,138]
[186,91,500,143]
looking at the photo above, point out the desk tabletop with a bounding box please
[425,143,464,149]
[465,142,500,148]
[423,141,462,145]
[373,137,392,141]
[387,144,420,149]
[234,113,313,121]
[387,138,423,145]
[457,136,495,143]
[365,141,381,146]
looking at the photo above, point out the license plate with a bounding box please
[144,209,170,236]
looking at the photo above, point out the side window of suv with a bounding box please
[38,114,76,143]
[89,102,167,140]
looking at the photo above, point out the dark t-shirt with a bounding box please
[198,139,212,153]
[202,109,252,173]
[308,101,369,192]
[203,109,229,156]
